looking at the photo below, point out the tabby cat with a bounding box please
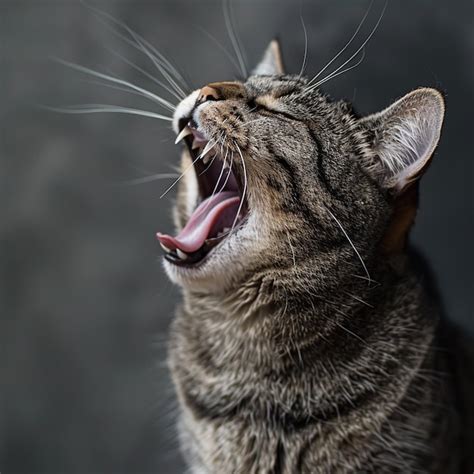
[157,40,473,473]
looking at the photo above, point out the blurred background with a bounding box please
[2,0,473,472]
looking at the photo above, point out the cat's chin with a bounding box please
[162,211,259,291]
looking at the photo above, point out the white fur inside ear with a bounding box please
[251,40,284,76]
[361,88,445,192]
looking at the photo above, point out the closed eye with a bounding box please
[247,98,303,122]
[247,98,265,112]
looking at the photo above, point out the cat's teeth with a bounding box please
[175,126,192,145]
[202,155,212,165]
[159,242,172,253]
[200,141,214,160]
[176,249,188,260]
[191,139,200,150]
[223,227,230,233]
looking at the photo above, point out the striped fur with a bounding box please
[164,55,471,473]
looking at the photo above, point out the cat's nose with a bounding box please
[197,86,221,104]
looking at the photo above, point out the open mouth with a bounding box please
[157,119,248,266]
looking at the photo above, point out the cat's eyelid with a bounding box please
[250,95,301,122]
[255,94,278,110]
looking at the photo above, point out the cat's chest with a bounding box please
[178,407,319,474]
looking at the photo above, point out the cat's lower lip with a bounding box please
[157,120,248,267]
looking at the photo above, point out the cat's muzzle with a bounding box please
[157,118,248,267]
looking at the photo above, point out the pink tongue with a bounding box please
[157,191,240,253]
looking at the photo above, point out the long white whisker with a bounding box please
[80,78,155,99]
[199,154,218,176]
[105,47,184,101]
[83,2,189,94]
[326,208,371,284]
[159,140,216,199]
[298,12,309,78]
[197,26,242,76]
[131,33,188,99]
[241,117,269,127]
[223,0,247,78]
[199,130,226,176]
[308,48,366,91]
[306,0,373,86]
[45,104,172,121]
[217,152,234,193]
[307,1,386,92]
[344,291,374,308]
[53,58,176,112]
[229,0,248,71]
[119,173,179,186]
[232,144,248,235]
[198,149,228,217]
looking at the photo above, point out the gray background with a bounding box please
[2,0,473,472]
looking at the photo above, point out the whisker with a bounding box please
[199,130,226,176]
[82,1,189,96]
[196,26,242,77]
[217,151,234,193]
[306,0,387,92]
[199,154,218,176]
[53,58,176,112]
[228,0,248,70]
[199,148,228,215]
[119,173,180,186]
[79,78,156,99]
[105,46,184,102]
[45,104,172,121]
[351,274,381,286]
[223,0,247,78]
[326,208,371,284]
[298,12,309,78]
[309,48,366,91]
[343,291,374,308]
[159,140,216,199]
[232,144,248,235]
[130,33,188,99]
[241,117,269,127]
[306,0,373,87]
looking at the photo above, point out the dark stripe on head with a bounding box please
[307,126,345,201]
[266,142,314,221]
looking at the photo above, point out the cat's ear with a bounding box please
[359,88,445,194]
[251,39,285,76]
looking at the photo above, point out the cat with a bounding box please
[157,40,473,473]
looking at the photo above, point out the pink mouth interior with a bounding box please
[157,191,240,254]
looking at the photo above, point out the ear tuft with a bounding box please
[251,39,285,76]
[360,88,445,193]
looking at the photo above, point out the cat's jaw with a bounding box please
[162,210,261,292]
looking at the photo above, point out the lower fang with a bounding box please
[160,242,172,253]
[176,249,188,260]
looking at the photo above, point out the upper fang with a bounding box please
[175,126,192,144]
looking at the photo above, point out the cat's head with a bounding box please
[158,40,445,292]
